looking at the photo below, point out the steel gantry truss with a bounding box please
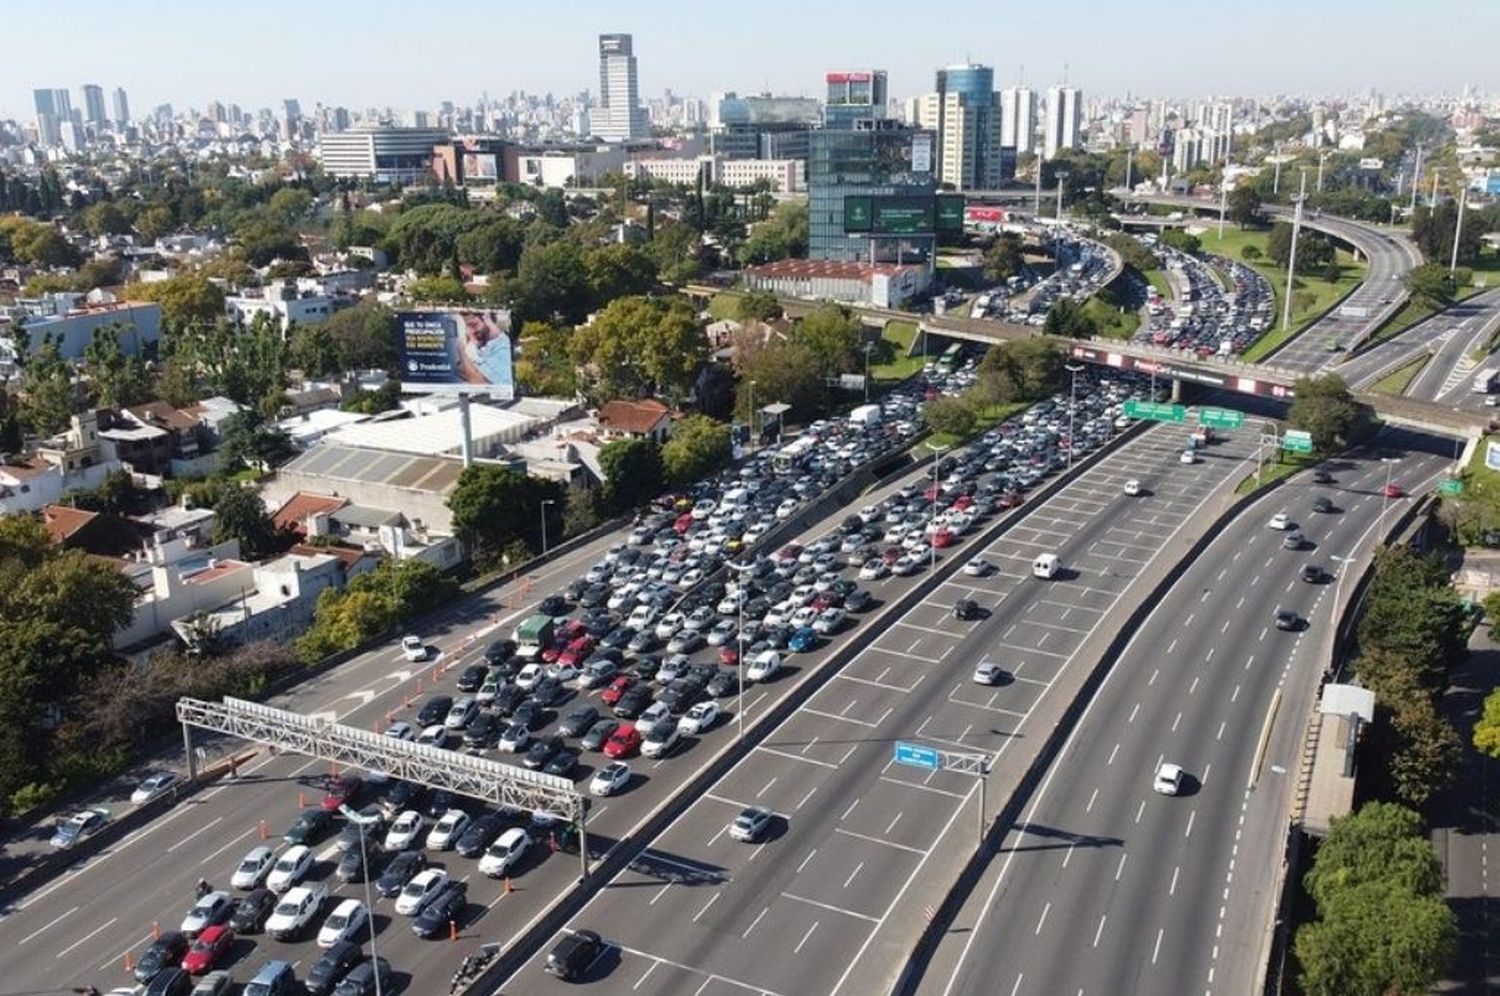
[176,696,591,876]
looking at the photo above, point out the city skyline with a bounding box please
[1,0,1494,121]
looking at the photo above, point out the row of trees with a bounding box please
[919,339,1067,440]
[295,559,460,663]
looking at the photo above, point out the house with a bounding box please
[596,399,673,444]
[39,504,157,559]
[273,491,349,536]
[0,413,125,515]
[112,401,205,475]
[170,549,345,650]
[289,542,380,582]
[272,490,461,569]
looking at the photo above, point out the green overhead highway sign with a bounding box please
[1439,478,1464,497]
[1198,407,1244,430]
[1283,429,1313,454]
[1124,400,1186,423]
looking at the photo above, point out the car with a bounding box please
[1268,512,1292,531]
[1154,762,1184,795]
[581,718,620,751]
[375,850,428,899]
[787,626,817,652]
[132,770,182,804]
[484,638,518,664]
[412,880,468,938]
[331,958,392,996]
[304,939,362,996]
[1312,469,1334,484]
[962,557,992,577]
[230,888,277,933]
[729,805,774,842]
[190,970,235,996]
[1384,482,1404,499]
[335,804,386,854]
[642,725,681,758]
[444,695,479,730]
[321,772,363,812]
[426,808,470,850]
[859,558,890,581]
[135,932,191,983]
[678,700,720,735]
[456,663,488,692]
[143,967,194,996]
[401,635,427,662]
[545,928,604,981]
[384,810,425,850]
[604,723,642,758]
[524,735,565,770]
[180,891,234,937]
[538,594,569,617]
[316,897,368,948]
[416,694,453,727]
[50,807,109,848]
[498,722,532,753]
[845,589,875,613]
[1178,450,1196,464]
[479,827,532,877]
[1274,607,1301,631]
[266,844,313,893]
[590,761,631,797]
[283,806,333,845]
[747,650,781,682]
[1283,531,1306,550]
[384,720,416,741]
[973,661,1006,685]
[394,867,450,915]
[1123,479,1142,496]
[1301,563,1329,584]
[492,683,527,717]
[554,703,598,739]
[454,812,507,859]
[266,881,329,940]
[231,845,276,889]
[180,924,234,974]
[545,748,580,778]
[463,711,502,749]
[612,684,654,719]
[243,960,297,996]
[579,659,620,689]
[1312,495,1336,513]
[335,843,384,884]
[600,674,636,707]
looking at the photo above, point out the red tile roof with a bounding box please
[273,492,349,533]
[40,504,97,543]
[746,259,923,281]
[125,400,198,433]
[597,399,672,436]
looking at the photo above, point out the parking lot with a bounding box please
[498,417,1263,995]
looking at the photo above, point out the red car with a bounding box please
[997,492,1025,509]
[1383,483,1404,499]
[320,771,362,811]
[557,636,596,669]
[181,924,234,974]
[600,675,636,706]
[932,529,956,549]
[603,723,642,759]
[718,646,739,666]
[952,495,973,511]
[674,513,695,535]
[881,545,903,565]
[555,619,588,643]
[775,543,802,563]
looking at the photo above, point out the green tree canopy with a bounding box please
[1043,298,1100,338]
[569,295,705,405]
[210,483,293,560]
[1228,185,1265,227]
[1267,221,1337,274]
[734,340,826,425]
[792,303,863,376]
[597,437,665,514]
[661,414,731,487]
[582,243,659,308]
[321,298,397,371]
[1287,374,1370,454]
[739,201,808,265]
[125,273,226,327]
[924,395,977,438]
[982,233,1026,284]
[447,463,565,556]
[1404,262,1458,311]
[1159,228,1202,254]
[974,338,1065,405]
[735,290,782,323]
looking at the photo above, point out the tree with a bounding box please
[1380,693,1461,809]
[210,484,292,560]
[1159,228,1201,254]
[1267,221,1336,274]
[455,217,525,274]
[1356,547,1467,685]
[511,240,589,324]
[582,244,658,309]
[80,201,132,237]
[1044,298,1100,338]
[11,225,82,268]
[82,325,152,408]
[1412,202,1483,268]
[1227,186,1264,228]
[1296,879,1456,996]
[65,468,147,516]
[218,411,295,472]
[266,187,313,226]
[568,295,705,405]
[597,437,664,514]
[1404,263,1458,311]
[514,320,577,398]
[1241,244,1263,262]
[124,274,226,327]
[163,314,286,410]
[18,336,78,435]
[133,204,175,243]
[660,414,731,486]
[975,338,1065,405]
[321,299,397,371]
[735,290,782,323]
[793,303,862,376]
[735,340,826,425]
[1287,374,1370,454]
[447,464,565,556]
[739,201,808,265]
[982,233,1025,284]
[924,395,977,438]
[289,323,344,378]
[1474,687,1500,759]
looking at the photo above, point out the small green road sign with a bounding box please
[1282,429,1313,454]
[1439,478,1464,497]
[1198,407,1244,430]
[1124,399,1187,423]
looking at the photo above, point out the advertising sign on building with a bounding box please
[826,71,872,84]
[462,152,499,181]
[396,310,515,398]
[910,133,932,174]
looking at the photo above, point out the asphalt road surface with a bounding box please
[920,428,1453,996]
[1340,288,1500,396]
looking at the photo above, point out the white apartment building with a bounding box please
[623,155,804,192]
[595,33,648,142]
[1044,86,1083,160]
[225,280,332,333]
[1000,86,1037,154]
[316,125,450,183]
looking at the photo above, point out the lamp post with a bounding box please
[1218,163,1230,239]
[1380,457,1399,521]
[1065,363,1084,468]
[1282,172,1307,333]
[1055,171,1069,219]
[927,443,950,571]
[748,379,757,453]
[1451,184,1469,275]
[1316,151,1331,194]
[540,498,555,556]
[724,559,753,740]
[863,342,874,402]
[338,805,383,996]
[1409,143,1423,213]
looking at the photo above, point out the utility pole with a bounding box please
[1273,142,1282,195]
[1123,145,1134,193]
[1033,156,1042,214]
[1431,167,1441,208]
[1281,172,1307,333]
[1316,151,1330,193]
[1409,143,1424,213]
[1055,172,1069,219]
[1218,164,1230,238]
[1451,183,1469,274]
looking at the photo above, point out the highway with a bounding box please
[1341,288,1500,405]
[919,429,1453,996]
[495,422,1264,994]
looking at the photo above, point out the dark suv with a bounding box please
[545,929,603,981]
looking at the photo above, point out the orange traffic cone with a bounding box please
[259,820,268,841]
[503,876,514,894]
[124,952,134,973]
[151,920,160,940]
[449,920,459,941]
[298,791,307,808]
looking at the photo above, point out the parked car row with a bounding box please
[1137,240,1274,358]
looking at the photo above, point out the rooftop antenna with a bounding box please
[1062,62,1070,85]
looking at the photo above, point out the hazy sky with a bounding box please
[2,0,1493,120]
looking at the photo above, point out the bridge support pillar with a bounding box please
[1170,378,1182,403]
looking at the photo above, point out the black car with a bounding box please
[425,789,454,819]
[456,664,488,693]
[304,939,362,996]
[630,656,663,682]
[1274,607,1302,631]
[455,812,508,858]
[524,735,565,770]
[381,779,423,815]
[531,676,566,707]
[538,594,569,617]
[1312,495,1336,514]
[564,577,590,601]
[559,704,600,738]
[231,888,276,933]
[1300,563,1329,584]
[657,679,702,715]
[545,929,603,981]
[144,967,193,996]
[336,842,386,883]
[580,612,615,638]
[513,700,545,730]
[706,668,740,698]
[493,683,527,717]
[134,931,190,983]
[375,850,428,898]
[416,695,454,727]
[599,627,635,650]
[613,684,653,719]
[463,712,502,748]
[954,598,981,621]
[336,805,386,852]
[332,958,392,996]
[284,806,334,845]
[484,639,518,665]
[579,585,609,609]
[412,881,468,938]
[1312,469,1334,484]
[487,657,523,682]
[544,749,579,778]
[845,589,875,613]
[581,719,620,751]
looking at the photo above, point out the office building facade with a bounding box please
[596,33,648,141]
[824,70,887,130]
[807,123,938,263]
[112,88,130,128]
[918,64,1003,190]
[81,84,107,128]
[1043,85,1082,159]
[317,125,451,183]
[707,94,820,161]
[1000,86,1037,155]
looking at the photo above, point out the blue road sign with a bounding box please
[894,741,940,771]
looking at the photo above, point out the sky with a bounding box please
[1,0,1494,120]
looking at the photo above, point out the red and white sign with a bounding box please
[965,206,1006,223]
[827,72,873,84]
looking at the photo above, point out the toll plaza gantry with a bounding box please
[175,696,589,877]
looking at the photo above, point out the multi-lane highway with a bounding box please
[1342,288,1500,404]
[495,421,1271,994]
[919,429,1453,996]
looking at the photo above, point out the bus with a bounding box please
[1473,369,1499,394]
[937,343,963,374]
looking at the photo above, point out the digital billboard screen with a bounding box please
[396,309,515,398]
[935,194,966,233]
[843,195,874,233]
[872,196,934,235]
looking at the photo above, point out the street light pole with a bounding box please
[863,342,874,403]
[1065,363,1083,468]
[724,559,752,740]
[1451,184,1469,275]
[1272,143,1282,195]
[1317,151,1330,194]
[540,498,555,556]
[1282,172,1307,333]
[748,379,757,453]
[1055,172,1069,219]
[339,806,383,996]
[927,443,950,571]
[1218,164,1229,239]
[1409,143,1424,214]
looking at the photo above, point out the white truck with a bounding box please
[848,404,881,428]
[266,880,329,941]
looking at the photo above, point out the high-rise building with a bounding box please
[81,84,107,128]
[1043,86,1082,159]
[807,123,937,262]
[917,64,1003,191]
[1000,86,1037,156]
[318,124,452,183]
[708,94,821,160]
[595,33,648,142]
[112,87,131,128]
[824,70,887,130]
[32,88,71,146]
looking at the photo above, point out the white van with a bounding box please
[1032,554,1060,580]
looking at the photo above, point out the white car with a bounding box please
[641,725,681,759]
[893,554,923,576]
[478,828,531,877]
[789,605,818,629]
[426,809,470,850]
[316,898,368,948]
[1268,512,1291,531]
[266,882,328,941]
[973,661,1006,685]
[655,612,686,641]
[49,808,109,849]
[811,608,845,634]
[858,559,889,581]
[384,810,425,851]
[747,651,781,683]
[394,868,449,915]
[589,761,631,797]
[416,724,449,748]
[706,619,738,647]
[266,844,314,893]
[180,891,233,937]
[1178,450,1196,464]
[1154,762,1184,796]
[515,662,544,690]
[677,701,720,735]
[498,723,531,753]
[475,680,500,707]
[230,845,276,890]
[1123,479,1142,496]
[962,558,992,577]
[638,701,672,736]
[384,721,416,741]
[131,770,181,804]
[401,635,427,662]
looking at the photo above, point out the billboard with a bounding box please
[965,206,1006,224]
[826,71,872,84]
[462,152,499,181]
[873,196,934,235]
[844,195,874,233]
[396,310,515,398]
[935,194,966,234]
[910,134,932,174]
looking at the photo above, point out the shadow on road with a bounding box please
[997,821,1124,854]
